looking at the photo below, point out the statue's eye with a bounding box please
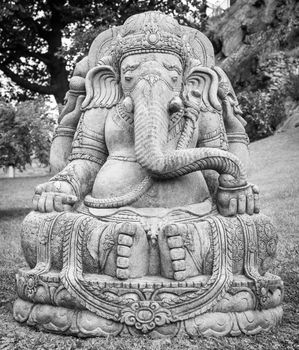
[125,76,133,82]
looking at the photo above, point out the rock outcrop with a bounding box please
[206,0,299,133]
[207,0,299,92]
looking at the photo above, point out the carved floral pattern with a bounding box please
[24,275,38,298]
[120,301,172,333]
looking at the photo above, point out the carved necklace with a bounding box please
[113,103,134,130]
[115,102,185,141]
[168,110,185,142]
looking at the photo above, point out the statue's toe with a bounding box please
[115,222,148,279]
[163,224,187,281]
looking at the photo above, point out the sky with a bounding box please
[207,0,230,16]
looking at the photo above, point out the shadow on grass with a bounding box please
[0,208,32,219]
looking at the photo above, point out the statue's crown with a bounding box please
[112,12,190,65]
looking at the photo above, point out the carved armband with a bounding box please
[227,132,250,146]
[52,125,76,141]
[69,119,108,166]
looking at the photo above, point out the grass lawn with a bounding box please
[0,129,298,349]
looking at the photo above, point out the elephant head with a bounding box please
[79,11,248,207]
[81,52,247,191]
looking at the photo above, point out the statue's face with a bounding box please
[120,53,183,96]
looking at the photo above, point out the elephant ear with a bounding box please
[81,62,121,111]
[184,60,222,113]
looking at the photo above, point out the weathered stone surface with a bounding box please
[14,11,283,338]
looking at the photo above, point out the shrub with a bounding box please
[237,89,286,142]
[0,98,55,170]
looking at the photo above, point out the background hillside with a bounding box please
[207,0,299,139]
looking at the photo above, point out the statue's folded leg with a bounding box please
[21,211,104,274]
[158,213,279,280]
[21,211,149,278]
[158,213,283,311]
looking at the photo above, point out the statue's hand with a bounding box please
[217,183,260,217]
[33,181,78,213]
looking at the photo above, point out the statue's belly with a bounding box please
[91,158,147,199]
[91,159,210,208]
[134,172,210,207]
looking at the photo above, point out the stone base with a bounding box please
[14,269,283,338]
[13,298,283,338]
[16,211,283,338]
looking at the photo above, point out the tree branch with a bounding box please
[0,64,55,95]
[0,46,51,65]
[22,49,52,65]
[49,2,91,26]
[16,12,50,40]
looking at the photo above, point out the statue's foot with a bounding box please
[115,222,148,279]
[159,222,211,281]
[162,224,187,281]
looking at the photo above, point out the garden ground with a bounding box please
[0,128,298,349]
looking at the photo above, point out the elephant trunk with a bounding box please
[134,80,170,173]
[133,80,247,188]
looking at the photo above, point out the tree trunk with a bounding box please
[49,58,69,105]
[6,166,15,178]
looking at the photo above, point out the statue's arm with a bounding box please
[222,97,250,174]
[50,57,89,172]
[214,68,260,216]
[34,107,109,212]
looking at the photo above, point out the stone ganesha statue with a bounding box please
[14,12,283,338]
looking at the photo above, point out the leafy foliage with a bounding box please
[238,89,286,142]
[0,0,207,104]
[0,98,55,170]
